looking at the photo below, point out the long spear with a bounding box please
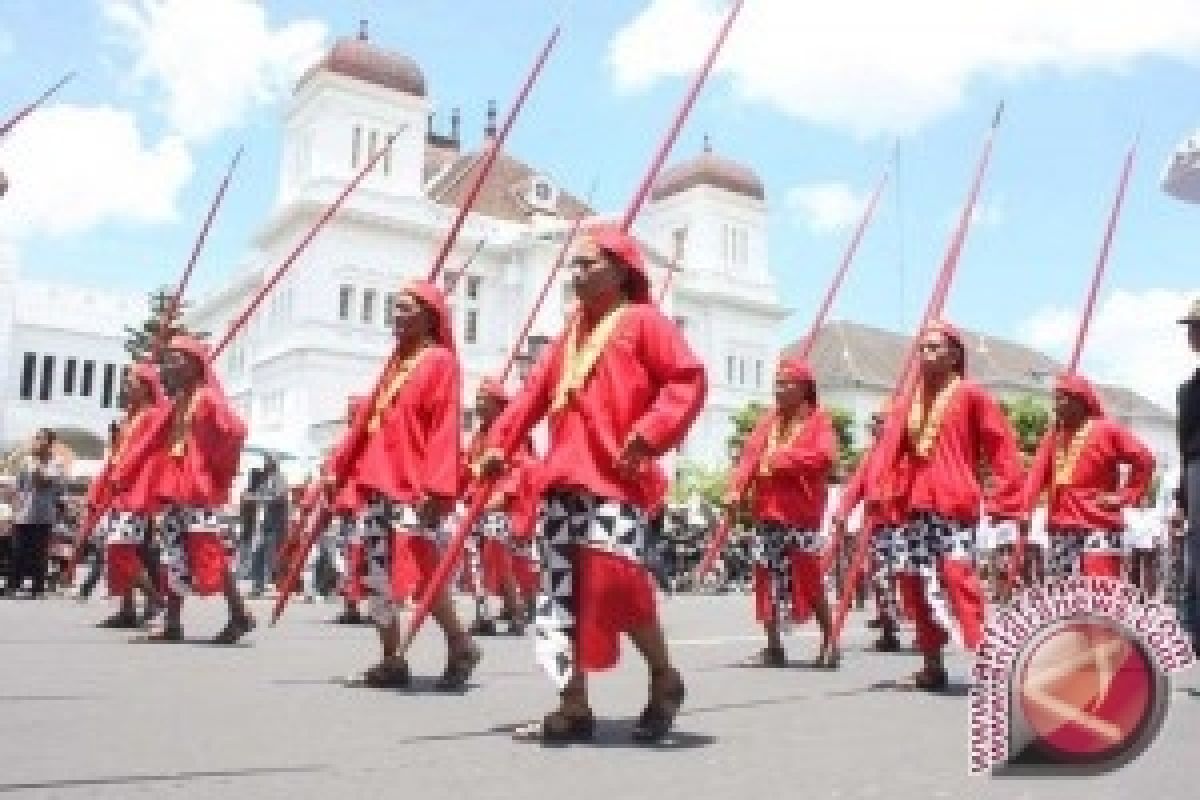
[692,167,890,582]
[1009,140,1137,583]
[396,0,748,653]
[0,72,74,138]
[270,27,562,625]
[69,147,246,571]
[827,105,1004,649]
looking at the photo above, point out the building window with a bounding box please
[101,363,116,409]
[39,355,55,401]
[726,355,735,385]
[721,224,730,265]
[672,227,688,263]
[19,352,36,400]
[63,358,78,396]
[362,288,376,324]
[338,285,354,321]
[466,275,481,301]
[755,359,763,389]
[738,358,745,386]
[81,360,95,397]
[351,125,362,169]
[384,292,397,326]
[368,130,379,164]
[383,138,392,176]
[465,309,479,344]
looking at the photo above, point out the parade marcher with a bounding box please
[245,453,289,598]
[834,408,907,652]
[93,364,168,627]
[1176,298,1200,653]
[323,281,477,688]
[1022,374,1153,580]
[479,225,707,743]
[112,336,254,643]
[889,321,1024,690]
[6,429,66,599]
[724,356,838,667]
[464,377,534,636]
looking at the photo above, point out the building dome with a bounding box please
[652,137,765,202]
[298,21,426,97]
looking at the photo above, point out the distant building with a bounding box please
[1163,130,1200,204]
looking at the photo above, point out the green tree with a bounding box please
[726,401,766,460]
[1001,394,1051,457]
[123,287,203,364]
[669,460,729,506]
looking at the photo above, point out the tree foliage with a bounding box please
[123,287,202,364]
[1000,393,1051,456]
[668,460,729,506]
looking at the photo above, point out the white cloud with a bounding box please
[0,103,192,237]
[609,0,1200,136]
[1019,288,1196,410]
[785,181,866,234]
[102,0,327,142]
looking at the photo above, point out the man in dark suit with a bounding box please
[1177,298,1200,652]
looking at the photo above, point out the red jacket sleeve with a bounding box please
[630,312,708,455]
[1112,423,1154,507]
[487,338,560,457]
[767,410,836,478]
[973,387,1025,519]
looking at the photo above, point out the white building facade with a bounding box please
[0,236,143,458]
[188,29,787,470]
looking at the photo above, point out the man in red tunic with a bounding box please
[323,281,477,689]
[480,225,707,743]
[464,377,532,636]
[724,356,838,667]
[833,406,908,652]
[1022,374,1153,579]
[93,363,168,628]
[891,321,1024,689]
[114,336,254,644]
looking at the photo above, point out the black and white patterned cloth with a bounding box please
[159,505,232,597]
[465,510,513,602]
[870,525,903,622]
[894,511,976,648]
[751,521,824,629]
[1045,529,1123,578]
[97,509,149,546]
[534,490,650,689]
[357,494,436,626]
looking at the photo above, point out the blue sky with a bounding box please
[1,0,1198,406]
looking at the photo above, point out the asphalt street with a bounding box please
[0,591,1195,799]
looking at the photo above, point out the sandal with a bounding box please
[631,668,686,743]
[899,665,949,692]
[870,633,902,653]
[333,609,364,625]
[434,643,482,691]
[743,646,787,667]
[211,614,256,645]
[96,612,140,629]
[815,645,841,670]
[134,624,184,643]
[512,708,596,743]
[352,661,412,689]
[469,618,498,636]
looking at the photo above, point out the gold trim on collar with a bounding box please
[758,409,811,477]
[907,376,961,458]
[368,347,431,434]
[1053,418,1095,486]
[551,304,629,413]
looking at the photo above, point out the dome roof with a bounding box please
[652,138,765,202]
[299,22,426,97]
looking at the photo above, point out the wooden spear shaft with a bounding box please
[0,72,74,138]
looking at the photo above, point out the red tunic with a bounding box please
[1025,418,1153,532]
[488,304,706,512]
[105,402,171,514]
[897,379,1024,524]
[836,452,905,530]
[328,345,461,508]
[731,407,835,529]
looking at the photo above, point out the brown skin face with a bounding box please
[121,373,153,412]
[163,349,203,394]
[1188,321,1200,354]
[774,376,814,416]
[1054,389,1089,430]
[918,330,960,384]
[474,393,505,429]
[391,290,435,353]
[31,429,53,458]
[569,238,626,318]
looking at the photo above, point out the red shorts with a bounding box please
[753,549,824,624]
[105,543,142,596]
[575,548,658,672]
[390,534,439,602]
[183,531,229,596]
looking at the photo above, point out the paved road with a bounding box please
[0,592,1194,799]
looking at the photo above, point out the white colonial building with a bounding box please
[187,26,787,469]
[0,235,143,459]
